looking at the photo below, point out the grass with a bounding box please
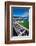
[19,20,29,29]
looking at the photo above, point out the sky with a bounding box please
[11,7,30,17]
